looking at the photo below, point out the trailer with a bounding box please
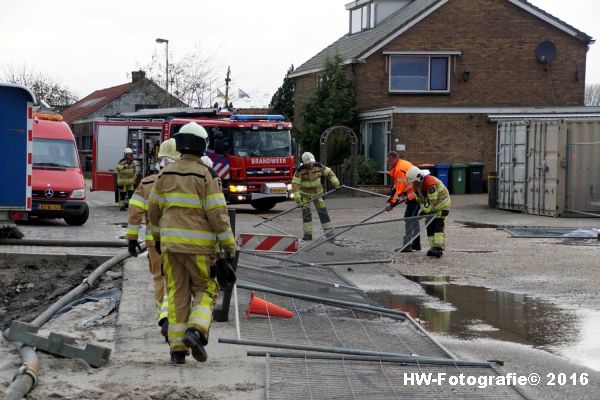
[0,83,35,237]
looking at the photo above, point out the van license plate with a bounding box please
[40,204,61,211]
[271,188,286,194]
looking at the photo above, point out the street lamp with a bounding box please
[155,38,169,106]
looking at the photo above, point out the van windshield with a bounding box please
[232,129,292,157]
[33,138,79,168]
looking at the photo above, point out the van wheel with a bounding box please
[251,200,277,211]
[64,205,89,226]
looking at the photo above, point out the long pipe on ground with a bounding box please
[4,244,144,400]
[0,239,128,247]
[247,351,490,367]
[237,282,407,319]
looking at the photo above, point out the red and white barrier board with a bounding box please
[238,233,299,253]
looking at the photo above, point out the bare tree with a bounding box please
[2,65,79,106]
[142,45,218,108]
[585,83,600,106]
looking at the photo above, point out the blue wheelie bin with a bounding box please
[434,164,450,188]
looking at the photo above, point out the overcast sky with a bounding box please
[1,0,598,105]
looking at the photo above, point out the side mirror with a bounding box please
[291,138,297,158]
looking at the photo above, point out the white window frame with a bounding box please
[387,54,452,94]
[349,2,373,34]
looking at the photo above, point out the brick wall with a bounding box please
[354,0,588,109]
[392,113,496,175]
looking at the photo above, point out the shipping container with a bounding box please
[495,117,600,217]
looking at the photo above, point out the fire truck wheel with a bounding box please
[251,199,277,212]
[64,205,90,226]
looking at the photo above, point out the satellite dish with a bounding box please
[536,40,556,64]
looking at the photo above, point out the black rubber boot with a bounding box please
[411,242,422,251]
[400,245,413,253]
[159,318,169,343]
[302,234,312,241]
[426,248,443,258]
[170,351,187,364]
[183,328,208,362]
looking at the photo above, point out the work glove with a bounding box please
[155,240,161,254]
[385,204,394,212]
[215,253,236,290]
[420,203,431,214]
[128,240,142,257]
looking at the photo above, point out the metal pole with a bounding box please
[221,337,452,360]
[165,41,169,107]
[253,187,339,228]
[265,259,392,267]
[341,184,388,198]
[331,213,428,230]
[299,208,388,252]
[237,264,362,292]
[0,239,128,247]
[236,282,406,319]
[247,351,493,367]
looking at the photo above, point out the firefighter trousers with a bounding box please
[146,240,168,323]
[426,210,449,249]
[118,184,134,208]
[300,196,332,237]
[162,252,219,353]
[403,199,421,248]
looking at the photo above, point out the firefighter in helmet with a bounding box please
[406,166,451,258]
[116,147,137,211]
[291,151,340,241]
[126,138,180,341]
[148,122,236,364]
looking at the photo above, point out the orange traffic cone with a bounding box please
[245,292,294,319]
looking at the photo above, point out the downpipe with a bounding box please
[4,243,145,400]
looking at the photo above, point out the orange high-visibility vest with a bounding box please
[388,159,416,203]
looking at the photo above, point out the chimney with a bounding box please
[131,70,146,82]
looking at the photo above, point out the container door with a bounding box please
[566,121,600,215]
[526,122,560,216]
[497,122,526,211]
[0,85,34,211]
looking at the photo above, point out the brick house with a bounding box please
[62,70,186,164]
[290,0,594,183]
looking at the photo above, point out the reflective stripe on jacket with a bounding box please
[388,159,416,203]
[126,174,157,241]
[417,175,450,214]
[116,158,136,186]
[148,154,235,255]
[291,163,340,198]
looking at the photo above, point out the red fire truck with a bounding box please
[91,114,295,211]
[162,115,295,211]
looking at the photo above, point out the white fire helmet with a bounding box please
[157,138,181,169]
[406,166,425,183]
[124,147,134,155]
[301,152,316,165]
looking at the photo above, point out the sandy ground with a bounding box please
[1,190,599,399]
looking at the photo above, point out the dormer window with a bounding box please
[349,1,375,34]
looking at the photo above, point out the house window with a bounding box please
[389,55,450,93]
[350,2,372,34]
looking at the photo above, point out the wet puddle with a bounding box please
[369,276,600,371]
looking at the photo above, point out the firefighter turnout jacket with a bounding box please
[148,154,235,255]
[388,159,417,206]
[416,175,451,215]
[116,158,136,187]
[127,174,157,242]
[292,162,340,200]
